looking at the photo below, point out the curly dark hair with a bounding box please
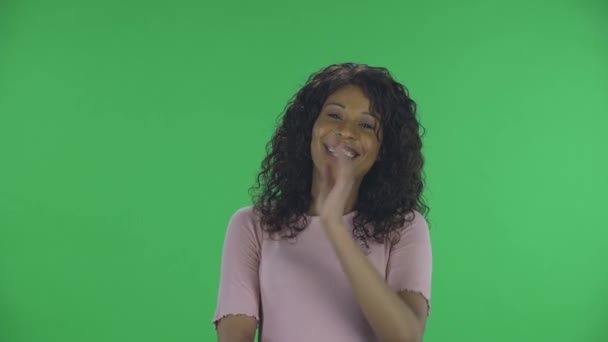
[249,62,430,247]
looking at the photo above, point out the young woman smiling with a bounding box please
[213,62,432,342]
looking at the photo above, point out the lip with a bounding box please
[323,135,361,155]
[323,144,336,159]
[323,143,360,159]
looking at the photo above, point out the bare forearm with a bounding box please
[216,319,256,342]
[323,221,421,342]
[218,334,254,342]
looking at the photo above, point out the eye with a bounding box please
[328,113,341,119]
[360,123,374,129]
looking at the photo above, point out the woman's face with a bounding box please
[310,84,382,182]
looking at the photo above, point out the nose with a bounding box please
[334,120,358,140]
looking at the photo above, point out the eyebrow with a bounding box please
[324,102,376,117]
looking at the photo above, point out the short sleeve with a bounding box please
[386,210,432,312]
[212,207,262,328]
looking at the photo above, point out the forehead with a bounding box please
[325,85,369,103]
[323,86,381,120]
[326,86,369,106]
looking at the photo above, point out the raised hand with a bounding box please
[314,141,357,226]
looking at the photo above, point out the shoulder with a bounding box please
[229,205,259,225]
[404,209,429,232]
[390,209,430,247]
[225,205,264,244]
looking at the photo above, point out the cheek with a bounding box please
[364,137,380,152]
[312,124,330,141]
[311,128,321,143]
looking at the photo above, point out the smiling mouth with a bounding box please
[323,144,360,159]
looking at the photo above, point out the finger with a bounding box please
[335,144,354,182]
[336,143,352,164]
[318,163,331,199]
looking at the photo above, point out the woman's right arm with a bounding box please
[217,315,258,342]
[213,208,262,342]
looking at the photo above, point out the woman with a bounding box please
[213,62,432,342]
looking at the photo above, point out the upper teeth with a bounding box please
[328,146,357,158]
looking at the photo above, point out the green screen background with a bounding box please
[1,0,607,341]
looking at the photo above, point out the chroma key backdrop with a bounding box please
[0,0,607,341]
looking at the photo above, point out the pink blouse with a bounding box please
[213,206,432,342]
